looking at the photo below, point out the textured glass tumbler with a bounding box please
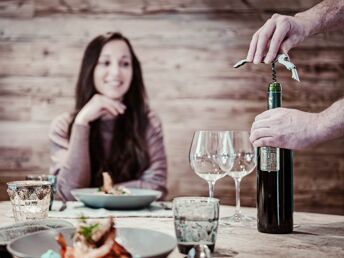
[25,174,56,211]
[7,181,52,222]
[173,197,219,254]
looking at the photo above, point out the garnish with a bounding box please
[54,217,132,258]
[78,215,88,224]
[78,222,100,242]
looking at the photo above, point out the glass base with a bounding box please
[221,213,300,229]
[221,213,256,227]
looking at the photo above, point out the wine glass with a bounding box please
[222,131,256,225]
[189,130,234,198]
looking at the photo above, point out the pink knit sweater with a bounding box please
[49,111,167,201]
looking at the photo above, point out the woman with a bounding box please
[49,32,167,201]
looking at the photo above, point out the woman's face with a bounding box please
[93,40,133,100]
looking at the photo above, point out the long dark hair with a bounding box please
[68,32,150,186]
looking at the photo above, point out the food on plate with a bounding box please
[100,172,131,196]
[46,217,132,258]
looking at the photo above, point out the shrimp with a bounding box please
[102,172,113,194]
[56,217,132,258]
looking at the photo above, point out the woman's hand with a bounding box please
[75,94,126,125]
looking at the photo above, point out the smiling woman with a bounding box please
[92,40,133,101]
[48,32,167,201]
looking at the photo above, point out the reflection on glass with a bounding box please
[189,131,234,198]
[222,131,257,226]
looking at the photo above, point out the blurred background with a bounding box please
[0,0,343,215]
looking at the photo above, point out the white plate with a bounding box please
[7,227,176,258]
[0,219,73,246]
[71,188,162,209]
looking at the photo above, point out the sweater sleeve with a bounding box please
[49,113,92,201]
[118,111,168,199]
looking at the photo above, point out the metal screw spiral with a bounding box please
[272,62,277,82]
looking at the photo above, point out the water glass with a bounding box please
[173,197,219,254]
[25,174,56,210]
[7,181,52,222]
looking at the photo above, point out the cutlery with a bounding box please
[187,244,212,258]
[59,200,67,212]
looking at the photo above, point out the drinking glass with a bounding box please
[189,131,234,198]
[7,181,52,221]
[25,174,56,211]
[173,197,219,254]
[222,131,256,225]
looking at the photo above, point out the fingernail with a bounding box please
[253,57,260,64]
[264,56,271,64]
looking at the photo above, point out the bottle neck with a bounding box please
[268,82,282,109]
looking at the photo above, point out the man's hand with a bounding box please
[246,14,310,64]
[250,108,320,150]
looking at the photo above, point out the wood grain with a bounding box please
[0,0,343,215]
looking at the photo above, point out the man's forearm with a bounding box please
[316,98,344,145]
[295,0,344,37]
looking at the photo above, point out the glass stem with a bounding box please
[234,178,242,216]
[208,181,215,198]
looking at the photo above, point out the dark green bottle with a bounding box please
[256,81,294,234]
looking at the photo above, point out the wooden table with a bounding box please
[0,201,343,258]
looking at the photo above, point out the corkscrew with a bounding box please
[233,54,300,82]
[272,62,277,82]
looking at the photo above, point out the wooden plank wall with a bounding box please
[0,0,343,215]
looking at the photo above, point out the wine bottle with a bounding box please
[257,81,294,234]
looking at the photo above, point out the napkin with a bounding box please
[47,201,173,219]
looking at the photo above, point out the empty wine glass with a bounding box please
[189,131,234,198]
[222,131,256,225]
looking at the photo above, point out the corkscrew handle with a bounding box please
[233,54,300,82]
